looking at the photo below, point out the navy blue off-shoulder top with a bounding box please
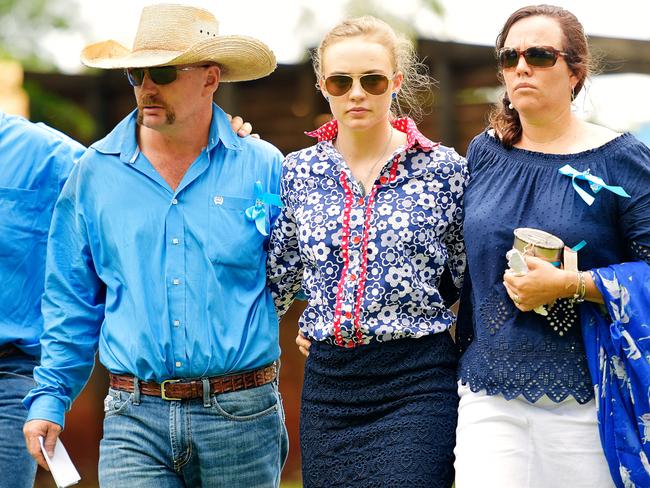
[457,131,650,403]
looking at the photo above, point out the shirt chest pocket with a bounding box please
[208,194,268,269]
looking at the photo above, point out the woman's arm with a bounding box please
[266,157,305,318]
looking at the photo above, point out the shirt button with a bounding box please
[172,238,180,245]
[171,198,178,205]
[350,274,357,281]
[379,176,388,185]
[345,312,352,319]
[352,236,361,244]
[172,278,181,285]
[358,198,364,206]
[173,320,181,327]
[175,361,182,367]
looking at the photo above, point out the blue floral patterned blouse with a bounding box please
[268,118,469,347]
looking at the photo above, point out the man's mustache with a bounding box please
[138,95,167,109]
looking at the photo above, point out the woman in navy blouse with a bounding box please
[268,16,468,488]
[455,5,650,488]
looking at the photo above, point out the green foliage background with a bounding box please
[0,0,96,141]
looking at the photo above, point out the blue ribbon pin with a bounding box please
[245,181,283,236]
[558,164,630,206]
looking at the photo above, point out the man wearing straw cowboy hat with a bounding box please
[23,4,288,486]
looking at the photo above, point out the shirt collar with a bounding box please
[90,103,241,164]
[305,117,438,151]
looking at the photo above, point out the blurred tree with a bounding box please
[0,0,83,70]
[0,0,96,141]
[24,80,96,142]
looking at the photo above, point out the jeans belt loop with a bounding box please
[132,377,141,405]
[202,377,211,407]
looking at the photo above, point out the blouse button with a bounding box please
[358,198,364,206]
[352,236,361,244]
[379,176,388,184]
[349,274,357,281]
[345,312,352,319]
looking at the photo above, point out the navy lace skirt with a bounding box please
[300,332,459,488]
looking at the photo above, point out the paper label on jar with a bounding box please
[563,246,578,272]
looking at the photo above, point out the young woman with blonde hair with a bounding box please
[268,16,467,487]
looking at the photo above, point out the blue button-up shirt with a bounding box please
[0,112,84,357]
[25,104,283,427]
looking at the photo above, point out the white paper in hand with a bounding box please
[505,249,548,316]
[38,436,81,488]
[506,249,529,276]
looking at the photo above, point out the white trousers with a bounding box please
[454,382,614,488]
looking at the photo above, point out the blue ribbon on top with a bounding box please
[245,181,283,236]
[571,240,587,252]
[558,164,630,206]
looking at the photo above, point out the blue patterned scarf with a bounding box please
[582,262,650,487]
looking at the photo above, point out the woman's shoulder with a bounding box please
[581,123,649,163]
[464,129,503,172]
[582,122,621,148]
[411,142,468,180]
[283,143,324,170]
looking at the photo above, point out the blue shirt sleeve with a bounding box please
[441,151,469,292]
[23,159,106,428]
[613,138,650,263]
[34,121,85,191]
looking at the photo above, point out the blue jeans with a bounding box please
[0,349,38,488]
[99,381,289,487]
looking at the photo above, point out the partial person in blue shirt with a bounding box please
[0,111,85,488]
[23,4,288,487]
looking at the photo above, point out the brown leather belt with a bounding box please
[109,362,278,400]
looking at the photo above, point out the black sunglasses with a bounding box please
[498,46,568,69]
[322,73,393,97]
[125,65,209,86]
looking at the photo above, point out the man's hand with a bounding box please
[226,113,257,138]
[23,419,63,470]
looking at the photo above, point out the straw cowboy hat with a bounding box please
[80,4,276,82]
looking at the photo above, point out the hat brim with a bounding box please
[80,35,276,82]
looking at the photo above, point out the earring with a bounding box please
[508,102,514,110]
[571,87,576,101]
[325,96,330,102]
[391,92,397,100]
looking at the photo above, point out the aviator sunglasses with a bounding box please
[322,73,393,97]
[126,65,210,87]
[498,46,568,69]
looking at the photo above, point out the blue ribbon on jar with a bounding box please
[245,181,283,236]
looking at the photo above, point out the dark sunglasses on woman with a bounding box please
[322,73,393,97]
[498,46,568,69]
[126,65,210,86]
